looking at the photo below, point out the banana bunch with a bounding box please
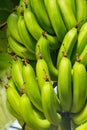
[5,57,62,130]
[5,0,87,129]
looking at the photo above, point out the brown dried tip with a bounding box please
[20,9,24,16]
[7,76,12,80]
[42,31,47,38]
[76,53,81,62]
[20,88,26,94]
[45,74,50,81]
[4,84,9,89]
[13,54,18,61]
[62,51,67,57]
[22,58,29,65]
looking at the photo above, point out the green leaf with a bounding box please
[0,0,20,24]
[0,52,13,75]
[0,26,8,52]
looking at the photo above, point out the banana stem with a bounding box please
[57,113,72,130]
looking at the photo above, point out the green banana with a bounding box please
[58,56,72,112]
[71,103,87,125]
[24,8,43,40]
[36,35,58,80]
[71,61,87,113]
[65,0,76,16]
[30,0,55,35]
[17,14,36,54]
[36,58,51,91]
[6,99,23,121]
[23,7,60,48]
[79,44,87,67]
[7,12,23,44]
[75,122,87,130]
[76,0,87,27]
[8,36,36,60]
[57,27,77,68]
[22,63,43,111]
[11,57,24,92]
[76,22,87,55]
[42,80,62,126]
[19,93,56,130]
[57,0,77,30]
[44,0,67,42]
[5,80,21,116]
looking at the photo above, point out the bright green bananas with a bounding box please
[7,12,23,44]
[36,35,58,80]
[11,57,24,92]
[79,44,87,67]
[19,93,56,130]
[64,0,76,16]
[42,80,62,126]
[5,80,21,116]
[36,58,51,91]
[30,0,55,35]
[76,0,87,27]
[24,7,60,49]
[44,0,67,42]
[58,56,72,112]
[71,61,87,113]
[8,36,36,60]
[6,99,22,121]
[22,63,43,111]
[57,27,77,68]
[76,22,87,55]
[57,0,77,30]
[75,122,87,130]
[17,14,36,54]
[71,103,87,125]
[24,8,43,41]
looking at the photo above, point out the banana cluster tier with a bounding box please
[5,0,87,130]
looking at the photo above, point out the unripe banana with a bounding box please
[7,12,23,44]
[36,58,51,91]
[11,57,24,92]
[57,27,77,68]
[44,0,67,42]
[36,35,58,80]
[6,99,22,121]
[76,0,87,27]
[65,0,76,16]
[57,0,77,30]
[22,63,42,111]
[5,80,21,116]
[71,61,87,113]
[19,93,56,130]
[58,56,72,112]
[42,80,62,126]
[24,7,60,49]
[30,0,55,35]
[8,36,36,60]
[79,44,87,67]
[76,22,87,54]
[24,8,43,41]
[17,14,36,54]
[75,122,87,130]
[71,103,87,125]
